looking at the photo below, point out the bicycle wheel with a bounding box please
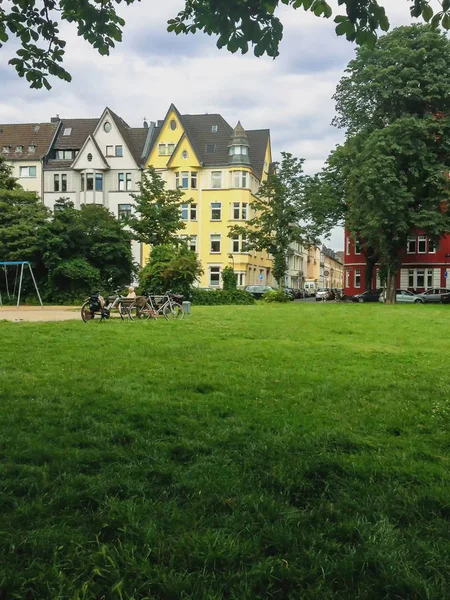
[81,301,101,322]
[117,301,128,321]
[163,302,184,320]
[128,301,152,321]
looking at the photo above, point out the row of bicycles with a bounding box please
[81,289,185,322]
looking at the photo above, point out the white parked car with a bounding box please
[379,289,420,303]
[316,288,330,301]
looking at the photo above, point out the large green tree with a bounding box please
[230,152,312,286]
[304,25,450,302]
[1,0,450,88]
[129,167,190,248]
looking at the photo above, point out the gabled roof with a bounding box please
[151,106,270,179]
[108,108,150,167]
[53,118,99,150]
[71,134,110,170]
[0,122,59,160]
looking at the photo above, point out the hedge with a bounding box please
[190,289,255,305]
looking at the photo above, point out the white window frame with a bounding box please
[407,236,417,254]
[418,235,426,254]
[167,143,175,155]
[190,203,197,221]
[61,173,67,192]
[210,234,221,254]
[211,202,222,221]
[189,235,197,253]
[191,172,198,189]
[408,269,414,288]
[345,270,350,288]
[233,202,240,219]
[416,269,425,287]
[354,269,361,289]
[232,235,240,253]
[181,204,189,220]
[354,239,362,255]
[346,236,351,255]
[54,174,60,192]
[211,171,222,189]
[106,145,114,156]
[429,239,436,254]
[19,166,37,178]
[118,204,132,220]
[209,265,221,287]
[118,173,125,191]
[427,269,433,288]
[242,202,248,220]
[158,144,167,156]
[126,173,132,191]
[115,145,123,157]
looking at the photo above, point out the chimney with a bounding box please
[51,115,60,123]
[157,120,164,128]
[143,118,149,129]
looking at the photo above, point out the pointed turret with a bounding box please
[228,121,250,165]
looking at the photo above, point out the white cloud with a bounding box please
[0,0,419,250]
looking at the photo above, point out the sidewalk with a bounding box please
[0,306,80,322]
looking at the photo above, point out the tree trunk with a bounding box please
[364,248,379,291]
[385,270,397,304]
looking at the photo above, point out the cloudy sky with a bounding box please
[0,0,419,249]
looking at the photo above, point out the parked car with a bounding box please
[244,285,276,299]
[414,288,450,304]
[352,290,382,303]
[284,287,299,300]
[379,289,421,303]
[316,288,335,301]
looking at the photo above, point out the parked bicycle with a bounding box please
[81,289,131,322]
[128,290,184,321]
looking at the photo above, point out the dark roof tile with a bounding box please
[0,122,59,160]
[53,118,98,150]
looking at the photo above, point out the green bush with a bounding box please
[221,266,238,290]
[191,289,255,305]
[262,289,291,303]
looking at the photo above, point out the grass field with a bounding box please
[1,303,449,600]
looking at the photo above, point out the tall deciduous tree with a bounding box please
[1,0,450,88]
[230,152,311,286]
[304,25,450,302]
[130,167,190,248]
[0,158,19,190]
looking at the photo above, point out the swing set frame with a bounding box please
[0,262,43,308]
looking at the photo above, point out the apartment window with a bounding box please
[19,166,36,178]
[2,145,10,153]
[233,171,248,188]
[417,269,425,287]
[206,144,216,154]
[418,235,426,253]
[115,145,123,157]
[346,236,351,255]
[210,266,221,286]
[345,270,350,288]
[354,239,362,255]
[126,173,132,191]
[233,202,240,219]
[106,145,114,156]
[191,172,198,189]
[86,173,94,191]
[181,171,189,189]
[158,144,167,156]
[190,203,197,221]
[429,239,436,253]
[238,273,245,286]
[118,173,125,191]
[61,174,67,192]
[232,235,240,253]
[407,236,416,253]
[54,174,60,192]
[211,171,222,189]
[242,202,248,220]
[181,204,189,220]
[95,173,103,192]
[211,202,222,220]
[81,174,84,191]
[118,204,132,220]
[210,234,221,253]
[168,143,175,155]
[63,128,72,136]
[56,150,74,160]
[15,145,23,153]
[354,269,361,288]
[28,145,36,154]
[189,235,197,253]
[408,269,414,288]
[427,269,433,288]
[211,125,218,133]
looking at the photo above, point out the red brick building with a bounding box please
[343,230,450,296]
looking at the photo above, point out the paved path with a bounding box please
[0,306,80,322]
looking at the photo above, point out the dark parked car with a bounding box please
[245,285,275,299]
[414,288,450,304]
[352,290,382,303]
[284,287,299,300]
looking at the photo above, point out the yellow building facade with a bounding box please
[144,105,275,288]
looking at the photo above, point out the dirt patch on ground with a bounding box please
[0,306,81,322]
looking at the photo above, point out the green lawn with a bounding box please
[1,304,449,599]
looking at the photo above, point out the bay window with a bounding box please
[211,171,222,189]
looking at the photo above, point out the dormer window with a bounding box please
[63,128,72,136]
[2,145,10,153]
[15,145,23,153]
[205,144,216,154]
[28,145,36,153]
